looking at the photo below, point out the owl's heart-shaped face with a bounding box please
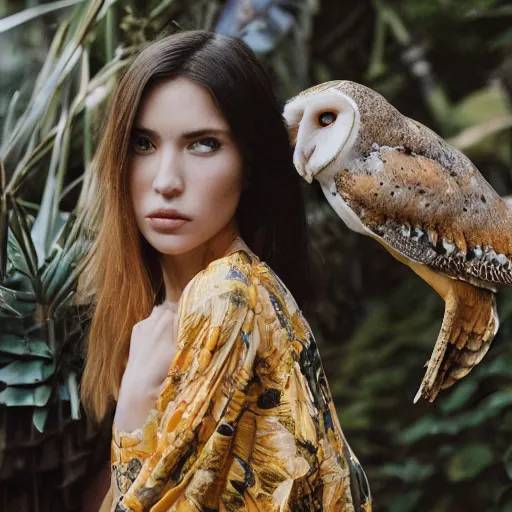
[283,88,360,183]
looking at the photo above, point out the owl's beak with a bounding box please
[293,146,316,184]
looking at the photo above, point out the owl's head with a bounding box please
[283,81,360,183]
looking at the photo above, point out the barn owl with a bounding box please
[283,80,512,403]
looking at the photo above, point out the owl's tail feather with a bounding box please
[413,278,498,403]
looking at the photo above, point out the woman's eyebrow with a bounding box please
[132,126,230,140]
[132,125,158,137]
[182,128,230,140]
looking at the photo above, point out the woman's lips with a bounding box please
[146,217,190,233]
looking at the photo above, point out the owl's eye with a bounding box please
[318,112,337,127]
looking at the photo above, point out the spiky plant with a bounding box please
[0,1,311,509]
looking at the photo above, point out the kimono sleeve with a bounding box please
[113,270,259,512]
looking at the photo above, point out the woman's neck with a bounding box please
[159,222,248,303]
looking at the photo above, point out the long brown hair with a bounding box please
[79,30,315,422]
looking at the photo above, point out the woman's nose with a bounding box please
[152,153,184,197]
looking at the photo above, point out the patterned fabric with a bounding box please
[108,250,372,511]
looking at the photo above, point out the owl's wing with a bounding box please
[334,146,512,286]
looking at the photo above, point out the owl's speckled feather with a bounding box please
[335,146,512,287]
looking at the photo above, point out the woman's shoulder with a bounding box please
[179,249,256,309]
[180,248,301,320]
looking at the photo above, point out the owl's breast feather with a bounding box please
[318,177,371,236]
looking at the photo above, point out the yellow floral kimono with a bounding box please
[102,249,372,511]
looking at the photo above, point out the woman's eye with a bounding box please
[318,112,337,127]
[132,134,155,153]
[190,138,221,153]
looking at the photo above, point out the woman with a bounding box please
[79,30,372,511]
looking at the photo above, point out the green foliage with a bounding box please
[395,0,502,22]
[0,2,122,507]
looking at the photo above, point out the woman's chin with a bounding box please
[147,235,202,257]
[153,243,196,256]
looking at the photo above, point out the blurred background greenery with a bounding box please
[0,0,511,511]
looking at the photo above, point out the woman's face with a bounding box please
[129,77,244,256]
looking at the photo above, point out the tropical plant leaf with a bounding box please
[0,0,104,162]
[0,161,7,280]
[9,199,39,281]
[0,334,52,359]
[2,90,20,145]
[0,282,35,317]
[0,360,56,386]
[446,444,494,481]
[0,0,85,34]
[31,80,72,266]
[33,407,50,433]
[0,384,52,406]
